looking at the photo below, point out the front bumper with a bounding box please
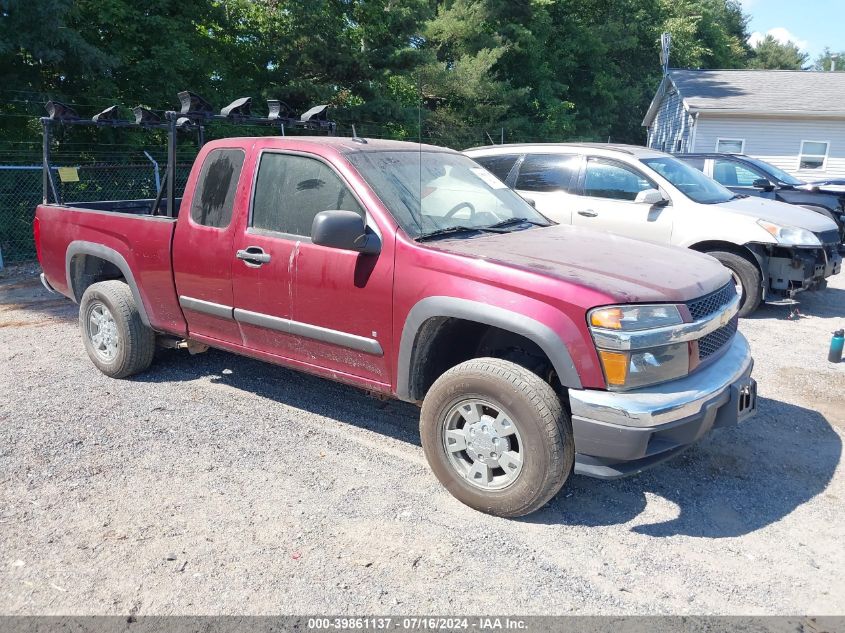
[765,246,841,299]
[568,333,755,479]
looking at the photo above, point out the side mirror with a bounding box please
[753,178,774,191]
[635,188,667,205]
[521,195,536,208]
[311,210,381,255]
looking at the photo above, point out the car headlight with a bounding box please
[589,304,689,390]
[589,304,682,330]
[757,220,821,247]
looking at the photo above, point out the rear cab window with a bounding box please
[251,153,364,238]
[190,148,246,228]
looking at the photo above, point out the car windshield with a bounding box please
[346,150,551,238]
[641,156,736,204]
[744,157,804,186]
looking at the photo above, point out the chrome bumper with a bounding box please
[568,333,755,478]
[40,272,57,294]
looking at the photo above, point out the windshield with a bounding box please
[346,150,550,238]
[744,157,804,186]
[641,156,736,204]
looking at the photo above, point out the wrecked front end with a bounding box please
[757,228,843,301]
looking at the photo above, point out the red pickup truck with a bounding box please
[35,136,756,516]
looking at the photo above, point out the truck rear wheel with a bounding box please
[79,280,155,378]
[420,358,574,517]
[706,250,763,317]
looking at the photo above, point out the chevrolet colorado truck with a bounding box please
[35,136,756,517]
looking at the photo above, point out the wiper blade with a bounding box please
[415,225,486,241]
[485,217,550,230]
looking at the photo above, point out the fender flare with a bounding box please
[395,296,582,401]
[65,241,152,327]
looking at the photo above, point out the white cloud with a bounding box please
[748,27,809,51]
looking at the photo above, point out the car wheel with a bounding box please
[420,358,574,517]
[706,250,763,317]
[79,280,155,378]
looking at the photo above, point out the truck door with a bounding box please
[232,151,393,387]
[172,147,246,344]
[570,156,673,244]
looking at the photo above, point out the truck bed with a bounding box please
[65,198,183,216]
[36,202,187,336]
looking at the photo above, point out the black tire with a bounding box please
[420,358,574,517]
[79,280,155,378]
[706,250,763,317]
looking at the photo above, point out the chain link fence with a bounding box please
[0,162,192,264]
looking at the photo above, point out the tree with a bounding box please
[814,48,845,72]
[658,0,751,69]
[749,35,808,70]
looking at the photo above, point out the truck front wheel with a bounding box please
[420,358,574,517]
[79,280,155,378]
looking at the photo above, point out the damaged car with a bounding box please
[466,143,842,316]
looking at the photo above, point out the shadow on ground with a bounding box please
[136,346,841,539]
[138,347,423,446]
[747,287,845,320]
[529,397,840,537]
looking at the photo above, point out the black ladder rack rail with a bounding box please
[40,96,336,217]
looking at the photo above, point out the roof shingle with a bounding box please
[667,68,845,114]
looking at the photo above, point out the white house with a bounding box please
[642,69,845,179]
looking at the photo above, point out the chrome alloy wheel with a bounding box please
[86,301,119,362]
[442,399,524,490]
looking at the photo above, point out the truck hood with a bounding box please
[717,196,838,232]
[427,225,730,304]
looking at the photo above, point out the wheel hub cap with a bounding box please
[87,302,119,362]
[442,399,524,491]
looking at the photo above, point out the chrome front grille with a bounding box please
[698,315,739,359]
[685,283,737,321]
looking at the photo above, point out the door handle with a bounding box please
[577,210,598,217]
[236,246,272,266]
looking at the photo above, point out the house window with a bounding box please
[675,139,683,152]
[715,138,745,154]
[798,141,829,170]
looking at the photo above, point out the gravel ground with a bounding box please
[1,262,843,615]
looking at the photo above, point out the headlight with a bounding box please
[757,220,821,247]
[589,304,682,330]
[589,304,688,390]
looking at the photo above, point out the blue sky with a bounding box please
[743,0,844,62]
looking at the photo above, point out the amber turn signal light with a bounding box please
[590,307,624,329]
[598,350,629,387]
